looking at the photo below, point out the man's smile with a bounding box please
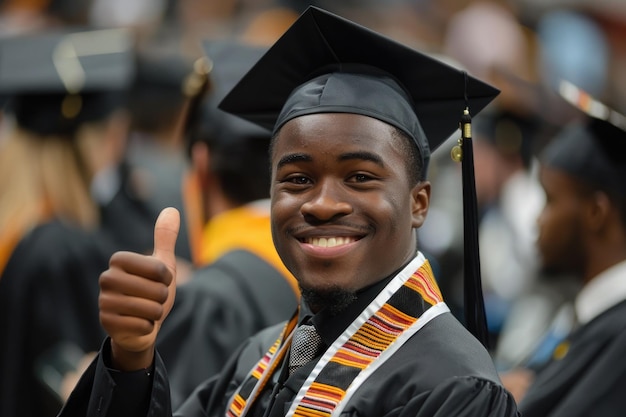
[302,236,360,248]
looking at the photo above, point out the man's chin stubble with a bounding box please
[300,285,357,315]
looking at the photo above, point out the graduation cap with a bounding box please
[129,36,195,132]
[219,6,500,346]
[181,40,275,207]
[186,40,272,150]
[473,108,539,168]
[541,80,626,197]
[0,27,135,136]
[220,7,498,177]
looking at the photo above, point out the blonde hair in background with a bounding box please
[0,126,102,274]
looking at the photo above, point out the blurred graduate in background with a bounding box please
[0,27,140,417]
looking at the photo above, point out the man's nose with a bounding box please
[300,180,353,221]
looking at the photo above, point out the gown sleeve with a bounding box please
[58,335,258,417]
[364,376,520,417]
[57,338,170,417]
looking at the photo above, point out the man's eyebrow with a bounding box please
[338,151,384,167]
[277,153,312,169]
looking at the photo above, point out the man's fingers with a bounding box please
[99,293,165,322]
[152,207,180,273]
[100,265,169,302]
[100,311,157,337]
[98,207,180,362]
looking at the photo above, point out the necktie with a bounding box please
[289,323,323,375]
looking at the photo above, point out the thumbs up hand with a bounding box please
[99,207,180,370]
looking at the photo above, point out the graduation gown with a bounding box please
[156,250,299,408]
[0,220,116,417]
[97,161,164,256]
[59,258,519,417]
[519,300,626,417]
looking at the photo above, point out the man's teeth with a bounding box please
[306,237,355,247]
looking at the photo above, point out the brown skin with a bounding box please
[271,113,430,309]
[535,166,589,280]
[99,140,238,371]
[536,166,626,284]
[98,207,180,370]
[99,113,430,370]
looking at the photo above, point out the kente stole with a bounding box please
[225,253,449,417]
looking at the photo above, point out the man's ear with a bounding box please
[586,190,612,232]
[411,181,431,228]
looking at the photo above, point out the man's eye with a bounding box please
[288,176,310,185]
[350,173,373,182]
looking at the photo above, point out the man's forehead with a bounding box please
[272,113,407,157]
[273,113,401,144]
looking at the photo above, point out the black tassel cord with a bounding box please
[460,72,489,349]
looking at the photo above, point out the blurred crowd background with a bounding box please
[0,0,625,405]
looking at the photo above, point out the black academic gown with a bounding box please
[0,220,116,417]
[520,300,626,417]
[59,271,519,417]
[98,161,161,256]
[156,250,299,408]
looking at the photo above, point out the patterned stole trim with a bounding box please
[287,253,446,417]
[224,252,446,417]
[226,312,299,417]
[332,303,449,416]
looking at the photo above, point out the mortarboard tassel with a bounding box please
[451,72,489,348]
[176,56,214,144]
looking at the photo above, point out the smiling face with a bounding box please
[270,113,430,308]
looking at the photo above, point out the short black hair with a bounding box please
[391,126,423,186]
[209,135,272,205]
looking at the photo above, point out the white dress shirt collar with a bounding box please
[575,259,626,325]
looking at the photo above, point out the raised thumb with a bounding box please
[152,207,180,271]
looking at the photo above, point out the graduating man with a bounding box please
[506,81,626,416]
[58,7,519,417]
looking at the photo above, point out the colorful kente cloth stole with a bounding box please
[225,252,449,417]
[226,311,299,417]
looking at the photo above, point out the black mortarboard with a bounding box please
[188,40,271,148]
[0,27,135,136]
[473,108,539,168]
[182,40,274,205]
[219,6,498,178]
[129,35,194,132]
[541,80,626,197]
[219,6,500,346]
